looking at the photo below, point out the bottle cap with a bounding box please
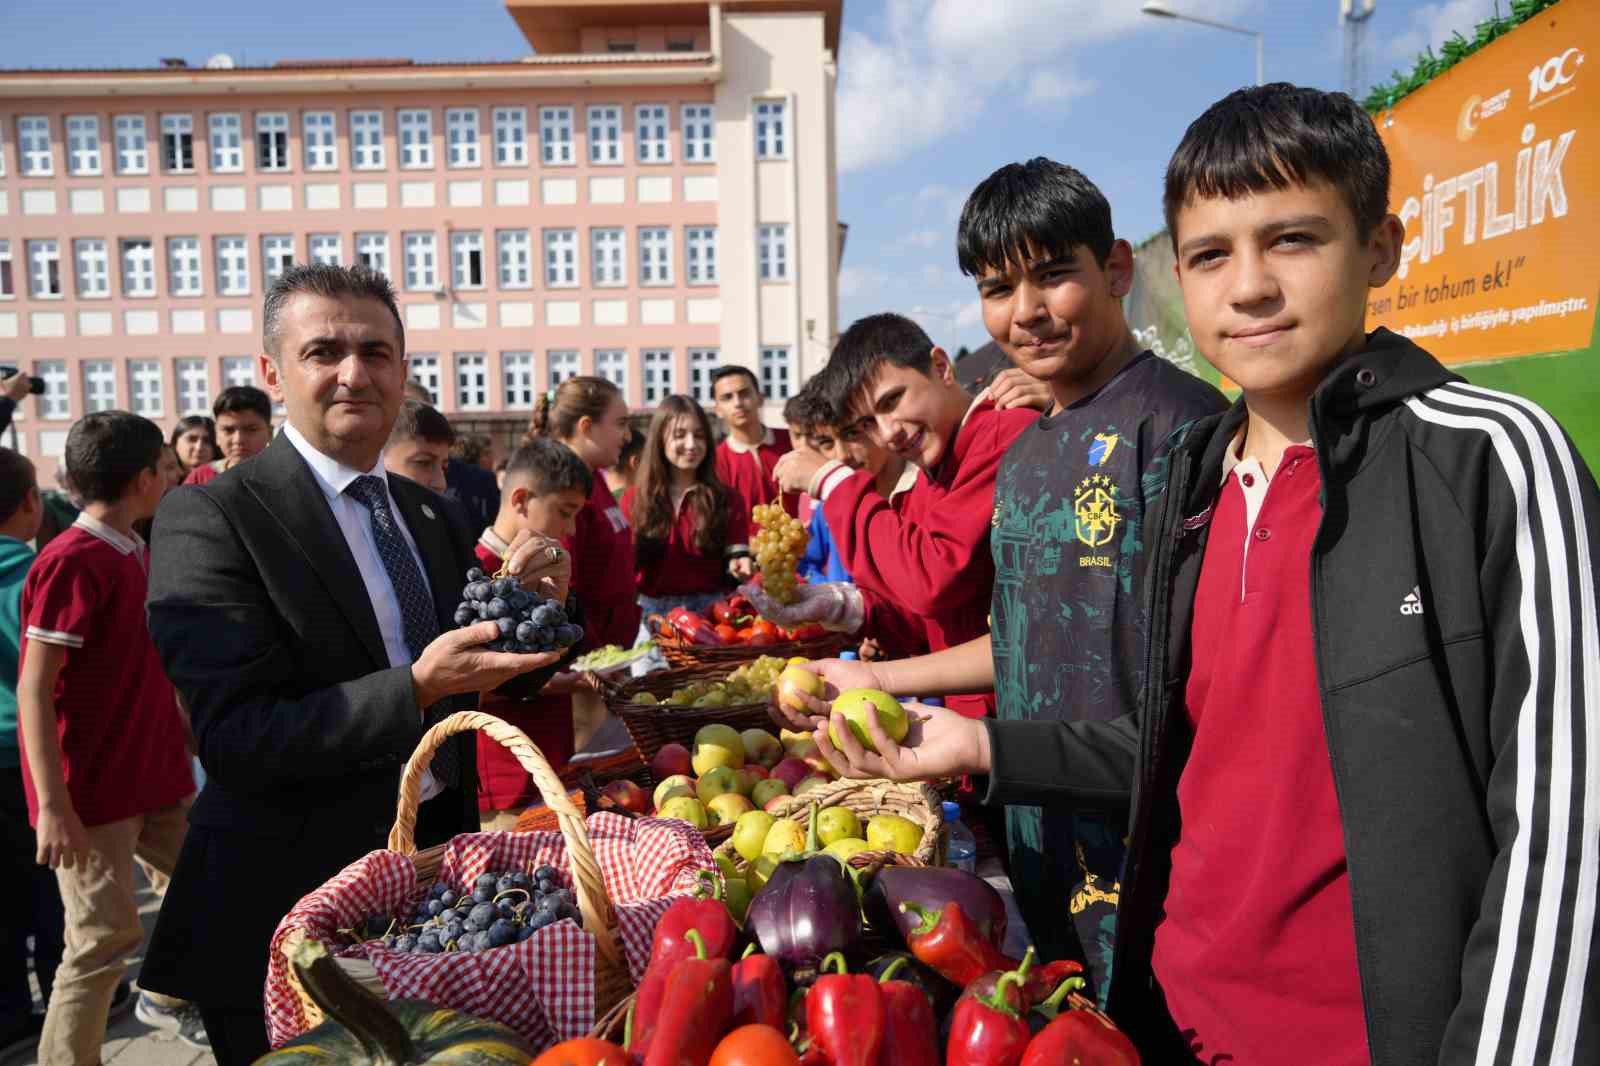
[840,650,859,660]
[942,801,961,823]
[924,697,945,707]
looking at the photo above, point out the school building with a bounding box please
[0,0,844,478]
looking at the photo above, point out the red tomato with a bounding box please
[709,1024,800,1066]
[715,623,739,644]
[749,620,780,644]
[532,1038,631,1066]
[736,626,755,644]
[711,601,738,625]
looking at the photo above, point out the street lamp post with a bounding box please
[1141,1,1265,87]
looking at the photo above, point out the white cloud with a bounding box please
[1026,70,1094,108]
[1385,0,1499,60]
[838,264,890,299]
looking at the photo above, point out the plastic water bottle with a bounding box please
[943,801,977,873]
[840,650,858,661]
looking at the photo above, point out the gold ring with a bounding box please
[546,545,562,562]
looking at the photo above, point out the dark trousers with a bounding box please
[198,1004,271,1065]
[0,764,64,1028]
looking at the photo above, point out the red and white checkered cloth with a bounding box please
[264,813,714,1050]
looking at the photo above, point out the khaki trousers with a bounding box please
[39,802,189,1066]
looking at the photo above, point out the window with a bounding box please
[587,105,621,164]
[161,113,194,172]
[540,106,574,165]
[591,228,625,287]
[128,359,164,417]
[27,240,61,299]
[686,226,718,284]
[83,360,117,413]
[309,234,341,267]
[682,104,714,162]
[168,237,202,296]
[66,115,101,175]
[356,232,389,277]
[0,241,12,299]
[404,232,438,291]
[256,111,289,171]
[689,348,719,402]
[666,37,696,52]
[455,352,487,410]
[607,41,637,53]
[450,231,484,289]
[303,111,337,170]
[222,356,255,389]
[262,235,294,285]
[445,108,479,168]
[643,348,674,404]
[398,109,432,168]
[636,104,670,163]
[36,361,69,420]
[215,236,250,296]
[548,350,579,388]
[73,239,109,298]
[121,239,154,297]
[496,230,531,289]
[114,115,148,174]
[502,351,535,407]
[209,112,243,172]
[596,350,628,397]
[639,227,673,286]
[758,224,790,281]
[18,116,51,176]
[544,229,577,288]
[760,346,793,400]
[754,100,787,159]
[351,110,384,169]
[409,353,440,402]
[176,357,210,415]
[492,107,527,166]
[0,122,5,177]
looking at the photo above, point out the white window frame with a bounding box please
[635,104,671,163]
[450,231,485,290]
[398,109,433,169]
[502,351,535,408]
[496,230,531,290]
[543,229,578,288]
[18,116,52,176]
[587,105,621,165]
[27,240,61,299]
[445,107,480,168]
[261,235,294,286]
[221,356,256,390]
[175,357,210,416]
[539,106,574,165]
[73,238,110,299]
[758,223,791,282]
[638,227,674,286]
[255,111,290,171]
[209,112,243,172]
[128,359,165,418]
[167,237,203,296]
[0,121,5,177]
[351,110,385,170]
[686,226,718,285]
[83,359,117,413]
[755,99,788,160]
[689,348,719,403]
[120,238,155,297]
[760,346,794,400]
[492,106,527,166]
[455,352,488,411]
[596,349,628,398]
[308,234,342,267]
[642,348,674,404]
[547,350,579,389]
[303,110,337,170]
[161,113,194,173]
[356,232,389,277]
[409,353,440,403]
[36,361,70,420]
[65,115,101,175]
[404,232,438,291]
[215,235,250,296]
[0,241,12,299]
[591,228,625,288]
[682,103,714,162]
[114,114,148,174]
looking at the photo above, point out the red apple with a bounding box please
[743,765,770,782]
[602,779,650,815]
[801,749,835,779]
[763,794,792,813]
[651,743,693,781]
[771,757,811,791]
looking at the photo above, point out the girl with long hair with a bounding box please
[168,416,218,475]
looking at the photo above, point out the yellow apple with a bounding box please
[815,807,863,845]
[741,728,784,768]
[697,766,743,805]
[823,837,872,864]
[658,795,709,830]
[732,810,777,862]
[866,813,922,855]
[706,792,755,826]
[762,819,807,857]
[829,689,911,754]
[692,723,746,775]
[776,665,826,715]
[653,774,695,810]
[750,778,790,809]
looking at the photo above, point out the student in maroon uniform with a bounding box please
[183,387,272,486]
[626,395,753,625]
[712,366,797,519]
[382,400,454,494]
[527,376,639,649]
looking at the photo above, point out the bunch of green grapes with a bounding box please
[752,501,808,605]
[727,655,788,699]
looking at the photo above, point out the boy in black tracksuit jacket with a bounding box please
[818,85,1598,1064]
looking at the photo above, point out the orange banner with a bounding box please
[1366,2,1597,363]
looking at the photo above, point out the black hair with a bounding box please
[64,411,164,504]
[452,433,490,464]
[1163,82,1390,244]
[710,365,759,396]
[213,385,272,423]
[387,399,455,448]
[783,392,816,433]
[617,424,646,472]
[814,313,936,424]
[169,415,217,449]
[957,157,1115,275]
[0,449,37,526]
[503,437,594,498]
[263,262,404,358]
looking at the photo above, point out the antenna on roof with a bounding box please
[159,57,188,69]
[204,53,237,70]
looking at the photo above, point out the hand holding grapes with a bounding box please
[773,448,827,495]
[411,624,564,709]
[501,530,572,603]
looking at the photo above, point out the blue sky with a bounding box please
[1,0,1506,348]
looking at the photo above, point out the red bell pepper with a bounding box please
[946,966,1032,1066]
[1024,960,1085,1008]
[805,953,884,1066]
[651,874,739,968]
[730,946,787,1030]
[1020,1006,1140,1066]
[875,957,939,1066]
[900,901,1017,987]
[641,930,734,1066]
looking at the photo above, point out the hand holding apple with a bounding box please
[767,656,886,731]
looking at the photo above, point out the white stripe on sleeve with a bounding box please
[24,625,84,649]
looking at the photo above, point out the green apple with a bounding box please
[696,765,743,805]
[653,774,695,810]
[749,854,781,891]
[829,689,910,754]
[715,849,743,881]
[706,792,754,826]
[762,819,807,857]
[786,737,820,761]
[815,807,863,845]
[722,875,752,923]
[732,810,777,862]
[741,728,784,768]
[823,837,872,864]
[866,813,922,855]
[793,775,831,798]
[692,723,746,776]
[658,795,709,830]
[750,778,790,809]
[780,728,814,753]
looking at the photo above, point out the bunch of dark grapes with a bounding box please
[751,502,808,605]
[346,866,583,955]
[454,567,584,653]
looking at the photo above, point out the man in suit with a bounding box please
[140,264,570,1063]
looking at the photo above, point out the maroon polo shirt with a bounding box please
[1152,443,1367,1064]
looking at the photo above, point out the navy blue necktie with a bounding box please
[344,474,457,788]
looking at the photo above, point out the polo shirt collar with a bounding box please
[888,462,919,501]
[479,527,511,560]
[722,426,775,455]
[282,421,389,504]
[73,512,141,556]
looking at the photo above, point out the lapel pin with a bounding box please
[421,504,436,520]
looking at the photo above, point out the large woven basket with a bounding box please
[711,776,946,869]
[278,711,634,1029]
[601,663,777,761]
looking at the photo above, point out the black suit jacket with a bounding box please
[139,433,488,1007]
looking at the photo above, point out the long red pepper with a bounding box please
[875,957,939,1066]
[730,946,787,1030]
[805,952,885,1066]
[631,914,734,1063]
[1020,1006,1141,1066]
[900,901,1017,987]
[946,967,1032,1066]
[641,930,734,1066]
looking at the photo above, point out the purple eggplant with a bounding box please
[863,865,1008,948]
[744,805,862,977]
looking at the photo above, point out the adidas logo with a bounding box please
[1400,586,1425,616]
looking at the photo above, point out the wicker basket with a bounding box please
[278,711,634,1030]
[711,777,946,869]
[656,631,848,669]
[602,663,778,761]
